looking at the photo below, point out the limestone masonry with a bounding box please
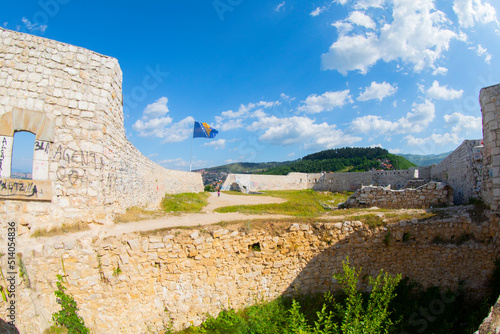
[342,182,453,209]
[0,28,203,233]
[3,209,499,333]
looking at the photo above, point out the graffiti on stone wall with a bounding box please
[53,144,107,185]
[0,178,51,200]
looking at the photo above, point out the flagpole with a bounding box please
[189,121,194,172]
[189,137,194,172]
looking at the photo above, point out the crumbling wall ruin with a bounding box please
[342,182,453,209]
[430,140,483,205]
[0,28,203,232]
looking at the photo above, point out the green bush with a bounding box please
[52,275,89,334]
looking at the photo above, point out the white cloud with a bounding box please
[405,133,460,146]
[133,98,195,143]
[160,117,196,143]
[287,152,296,157]
[432,67,448,76]
[157,158,188,168]
[21,17,47,33]
[133,117,173,137]
[323,1,458,75]
[133,97,173,138]
[357,81,397,102]
[298,90,353,113]
[350,100,435,134]
[354,0,386,9]
[470,44,493,63]
[203,139,226,150]
[444,112,482,133]
[214,99,281,131]
[347,11,376,29]
[143,96,169,118]
[369,143,384,148]
[404,111,481,146]
[311,5,328,16]
[389,148,402,154]
[248,115,361,149]
[275,1,285,12]
[453,0,498,28]
[426,81,464,100]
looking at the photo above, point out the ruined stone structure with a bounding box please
[3,210,499,333]
[0,28,203,232]
[222,167,428,193]
[342,182,453,209]
[431,140,483,205]
[481,84,500,211]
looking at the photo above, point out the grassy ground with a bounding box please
[161,192,211,213]
[214,190,352,217]
[114,207,166,223]
[31,222,90,238]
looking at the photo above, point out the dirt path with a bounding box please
[19,192,289,251]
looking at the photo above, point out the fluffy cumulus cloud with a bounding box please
[248,115,361,149]
[133,97,173,137]
[347,11,376,29]
[203,139,226,149]
[357,81,397,102]
[322,0,458,75]
[214,100,281,131]
[404,111,481,146]
[453,0,498,28]
[132,97,195,143]
[350,100,435,134]
[426,81,464,100]
[298,90,353,113]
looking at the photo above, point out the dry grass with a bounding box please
[114,206,166,223]
[31,221,91,238]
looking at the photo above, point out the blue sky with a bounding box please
[3,0,500,172]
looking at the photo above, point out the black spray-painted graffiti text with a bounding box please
[53,145,106,170]
[0,179,38,197]
[35,140,50,154]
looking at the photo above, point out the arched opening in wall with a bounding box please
[11,131,36,180]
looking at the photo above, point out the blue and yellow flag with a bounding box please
[193,121,218,138]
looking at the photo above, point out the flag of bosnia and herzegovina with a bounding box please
[193,121,218,138]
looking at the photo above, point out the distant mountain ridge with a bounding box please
[398,151,452,166]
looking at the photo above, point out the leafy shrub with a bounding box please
[52,275,89,334]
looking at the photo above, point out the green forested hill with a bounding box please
[200,161,292,174]
[260,147,416,175]
[201,147,417,175]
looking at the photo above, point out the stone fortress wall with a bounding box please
[222,168,426,193]
[222,145,483,206]
[480,84,500,210]
[0,28,203,233]
[430,140,483,205]
[5,209,499,333]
